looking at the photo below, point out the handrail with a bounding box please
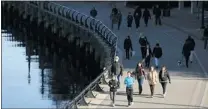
[13,1,118,109]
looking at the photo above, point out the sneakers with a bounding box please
[128,102,134,107]
[111,102,115,107]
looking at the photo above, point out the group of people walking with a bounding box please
[124,33,163,69]
[109,56,171,107]
[90,4,162,31]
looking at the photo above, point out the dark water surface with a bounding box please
[2,27,87,108]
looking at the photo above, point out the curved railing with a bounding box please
[22,1,117,109]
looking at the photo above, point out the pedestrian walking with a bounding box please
[124,35,133,60]
[153,43,163,69]
[182,41,191,68]
[159,66,171,98]
[143,8,151,27]
[203,26,208,49]
[90,7,97,25]
[139,33,148,59]
[117,10,122,30]
[108,75,118,107]
[111,56,123,88]
[145,44,152,68]
[154,5,162,26]
[127,12,133,30]
[133,6,142,29]
[152,5,156,16]
[135,62,146,95]
[185,35,195,63]
[147,66,158,98]
[124,71,134,107]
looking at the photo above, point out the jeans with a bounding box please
[117,74,121,87]
[137,77,144,94]
[140,47,146,59]
[125,49,130,59]
[126,87,133,105]
[154,57,159,67]
[110,91,116,104]
[155,16,161,25]
[204,39,207,49]
[149,85,155,96]
[160,82,167,94]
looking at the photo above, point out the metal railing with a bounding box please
[18,1,117,109]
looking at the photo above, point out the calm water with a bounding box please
[2,27,87,108]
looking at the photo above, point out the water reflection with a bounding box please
[2,26,90,108]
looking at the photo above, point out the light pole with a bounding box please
[201,1,205,29]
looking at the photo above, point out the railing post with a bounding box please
[78,96,88,106]
[86,90,96,98]
[95,83,104,92]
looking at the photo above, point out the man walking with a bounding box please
[182,41,191,68]
[154,5,162,26]
[124,71,134,107]
[90,7,97,25]
[139,33,148,59]
[117,10,122,30]
[185,35,195,63]
[133,6,142,29]
[111,56,123,88]
[153,43,163,68]
[203,26,208,49]
[108,76,118,107]
[124,36,133,60]
[143,8,151,27]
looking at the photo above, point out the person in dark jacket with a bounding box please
[135,62,146,95]
[182,41,191,68]
[153,43,163,69]
[185,36,195,63]
[133,6,142,29]
[124,35,133,60]
[111,56,123,88]
[203,26,208,49]
[159,66,171,98]
[90,7,97,25]
[143,8,151,27]
[117,10,122,30]
[152,5,156,16]
[139,33,148,59]
[154,5,162,26]
[127,12,133,30]
[108,76,118,107]
[112,5,118,15]
[145,44,152,68]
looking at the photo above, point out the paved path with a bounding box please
[57,1,208,108]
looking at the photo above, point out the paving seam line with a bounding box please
[163,31,208,108]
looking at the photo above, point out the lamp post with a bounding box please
[201,1,205,29]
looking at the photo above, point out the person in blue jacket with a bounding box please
[124,71,134,107]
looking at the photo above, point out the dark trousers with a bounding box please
[137,77,144,94]
[144,18,149,26]
[160,82,167,94]
[140,47,146,59]
[110,91,116,104]
[125,49,130,59]
[145,55,151,67]
[155,16,161,25]
[204,39,207,49]
[118,21,121,30]
[149,85,155,96]
[184,55,190,68]
[126,87,133,105]
[135,19,140,28]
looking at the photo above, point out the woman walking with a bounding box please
[127,12,133,30]
[145,44,152,68]
[147,66,158,98]
[135,62,146,95]
[159,66,171,98]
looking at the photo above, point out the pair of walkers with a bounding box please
[139,33,163,68]
[135,63,171,98]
